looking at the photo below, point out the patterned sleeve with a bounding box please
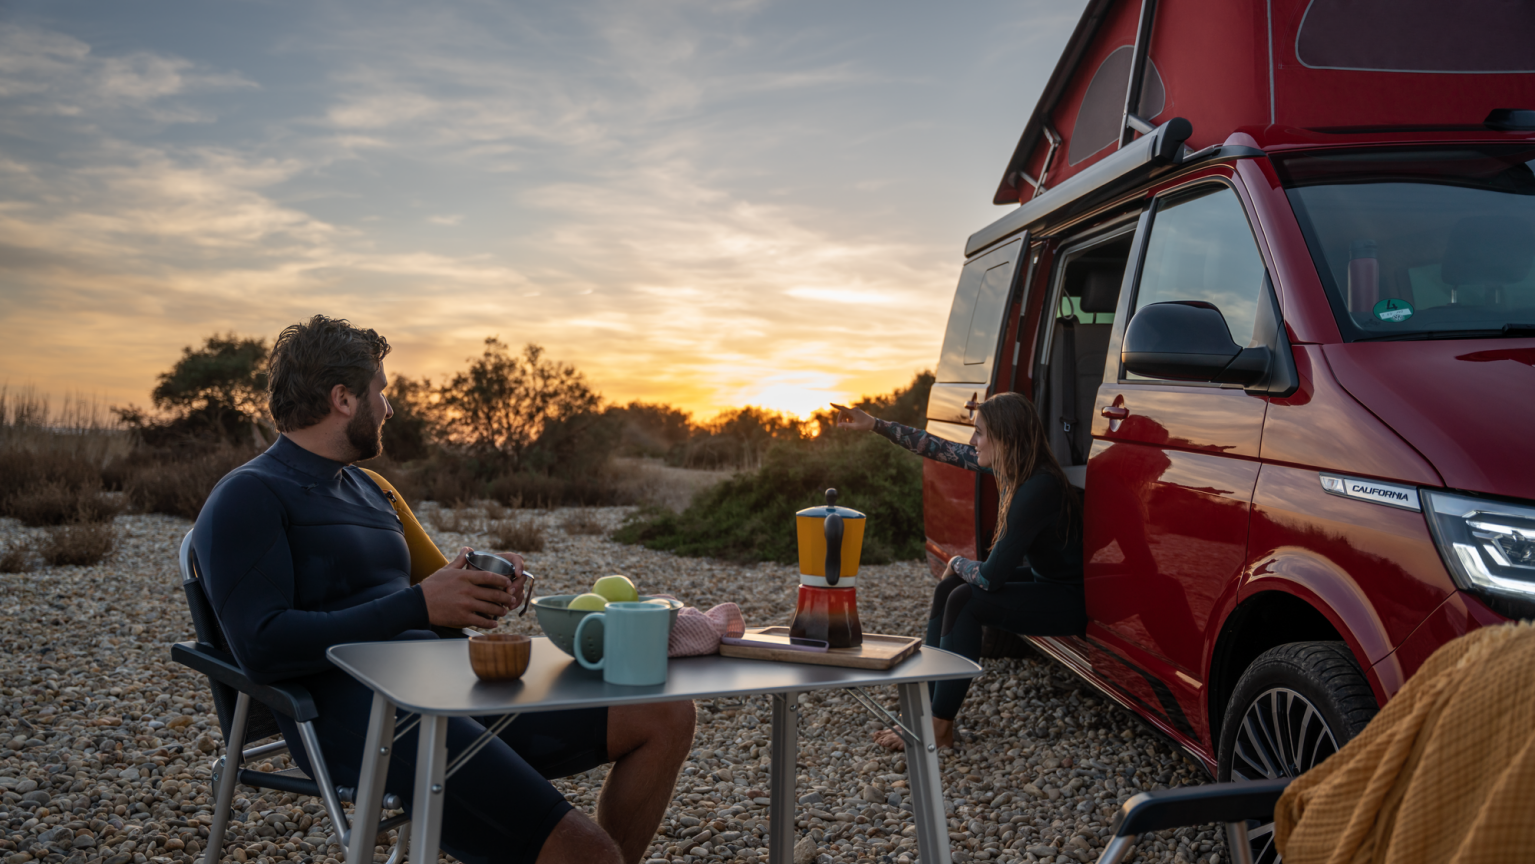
[873,418,988,473]
[948,555,992,591]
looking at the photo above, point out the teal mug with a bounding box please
[573,601,670,686]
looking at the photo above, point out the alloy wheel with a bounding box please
[1228,687,1339,864]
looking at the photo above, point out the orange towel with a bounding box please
[1275,621,1535,864]
[358,468,448,584]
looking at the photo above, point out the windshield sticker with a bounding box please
[1372,298,1415,323]
[1319,473,1422,511]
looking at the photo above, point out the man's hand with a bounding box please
[830,403,876,432]
[419,548,518,629]
[486,550,529,610]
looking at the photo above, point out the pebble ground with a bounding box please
[1,507,1226,864]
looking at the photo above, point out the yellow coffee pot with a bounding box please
[795,488,866,586]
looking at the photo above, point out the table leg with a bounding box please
[767,690,799,864]
[347,692,397,864]
[409,715,449,864]
[897,682,952,864]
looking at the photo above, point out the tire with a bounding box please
[1216,641,1378,864]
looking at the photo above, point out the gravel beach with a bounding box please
[1,507,1227,864]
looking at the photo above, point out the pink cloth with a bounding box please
[662,599,746,657]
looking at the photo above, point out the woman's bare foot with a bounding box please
[872,718,956,751]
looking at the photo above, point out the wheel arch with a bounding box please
[1208,554,1395,748]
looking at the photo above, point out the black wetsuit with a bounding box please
[874,419,1085,720]
[192,435,606,864]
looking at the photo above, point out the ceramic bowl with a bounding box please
[532,594,682,659]
[468,633,532,681]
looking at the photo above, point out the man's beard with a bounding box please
[345,400,384,461]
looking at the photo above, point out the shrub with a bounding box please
[488,516,546,553]
[560,509,607,536]
[614,433,923,564]
[4,481,122,526]
[38,522,116,567]
[432,505,483,535]
[0,539,31,573]
[120,447,257,520]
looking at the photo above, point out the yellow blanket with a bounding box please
[358,468,448,585]
[1275,621,1535,864]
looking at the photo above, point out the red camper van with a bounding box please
[924,0,1535,838]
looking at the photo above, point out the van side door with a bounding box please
[925,236,1027,569]
[1084,180,1270,745]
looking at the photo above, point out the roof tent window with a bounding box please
[1067,46,1166,166]
[1296,0,1535,73]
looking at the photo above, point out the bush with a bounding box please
[119,447,257,520]
[38,522,116,567]
[614,433,923,564]
[488,515,546,553]
[4,481,122,527]
[0,539,31,573]
[560,509,607,536]
[431,505,484,535]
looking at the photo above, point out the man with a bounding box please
[193,315,694,864]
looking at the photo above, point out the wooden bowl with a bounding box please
[468,634,531,681]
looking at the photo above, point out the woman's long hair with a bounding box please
[976,392,1075,549]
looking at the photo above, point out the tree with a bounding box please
[379,375,437,463]
[435,339,600,470]
[121,333,271,444]
[608,401,695,457]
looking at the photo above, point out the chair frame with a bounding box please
[1094,778,1292,864]
[172,531,411,864]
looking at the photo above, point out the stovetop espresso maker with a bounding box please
[789,488,865,648]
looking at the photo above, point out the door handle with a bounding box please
[1101,406,1129,420]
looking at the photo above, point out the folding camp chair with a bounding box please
[1095,777,1292,864]
[170,531,411,864]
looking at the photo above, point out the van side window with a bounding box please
[1133,185,1267,348]
[935,242,1020,383]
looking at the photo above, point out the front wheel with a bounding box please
[1216,641,1378,863]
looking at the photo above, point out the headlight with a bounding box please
[1423,489,1535,616]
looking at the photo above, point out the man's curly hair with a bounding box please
[268,315,391,432]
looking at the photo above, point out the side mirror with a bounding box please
[1120,275,1299,396]
[1122,301,1251,381]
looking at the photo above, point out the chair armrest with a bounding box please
[170,641,319,723]
[1110,778,1292,837]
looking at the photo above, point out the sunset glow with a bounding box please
[0,2,1083,422]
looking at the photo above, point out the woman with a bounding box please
[832,392,1085,750]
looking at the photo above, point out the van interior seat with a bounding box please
[1047,264,1121,484]
[1440,214,1534,286]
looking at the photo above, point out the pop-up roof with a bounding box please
[993,0,1535,205]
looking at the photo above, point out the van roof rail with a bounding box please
[966,117,1201,257]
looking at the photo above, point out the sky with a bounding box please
[0,0,1084,421]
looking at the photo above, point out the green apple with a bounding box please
[568,593,608,611]
[592,574,639,604]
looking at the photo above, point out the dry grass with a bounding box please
[0,539,31,573]
[4,481,123,526]
[488,515,546,553]
[559,508,607,536]
[607,458,733,511]
[432,504,484,535]
[37,522,116,567]
[119,447,256,520]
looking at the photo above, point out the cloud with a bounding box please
[1,2,1071,419]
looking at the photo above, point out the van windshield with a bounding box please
[1277,144,1535,341]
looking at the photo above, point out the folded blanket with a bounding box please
[657,596,745,657]
[1275,620,1535,864]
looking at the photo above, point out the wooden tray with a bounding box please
[718,627,922,670]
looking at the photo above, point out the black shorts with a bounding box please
[281,670,608,864]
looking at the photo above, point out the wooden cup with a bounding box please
[468,634,532,681]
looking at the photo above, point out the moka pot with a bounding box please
[789,488,865,648]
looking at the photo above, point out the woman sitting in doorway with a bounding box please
[832,392,1085,750]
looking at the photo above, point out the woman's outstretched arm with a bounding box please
[831,403,986,472]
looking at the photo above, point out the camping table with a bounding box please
[327,637,980,864]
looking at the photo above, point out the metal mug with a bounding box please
[465,549,535,616]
